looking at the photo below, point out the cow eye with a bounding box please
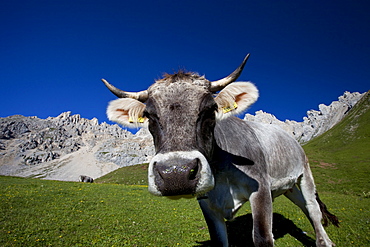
[202,104,217,117]
[143,110,150,118]
[144,110,163,131]
[198,104,217,123]
[143,110,158,120]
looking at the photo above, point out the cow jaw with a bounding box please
[148,150,214,197]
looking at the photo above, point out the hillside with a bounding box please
[303,91,370,195]
[95,163,149,185]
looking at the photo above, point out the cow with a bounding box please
[102,54,339,247]
[79,175,94,183]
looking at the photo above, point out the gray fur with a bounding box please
[201,117,336,246]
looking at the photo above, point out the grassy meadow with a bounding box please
[1,92,369,246]
[1,174,368,247]
[1,152,369,247]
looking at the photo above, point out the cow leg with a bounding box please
[249,187,274,247]
[293,166,335,247]
[284,185,311,223]
[198,199,228,247]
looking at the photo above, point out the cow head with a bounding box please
[103,54,258,197]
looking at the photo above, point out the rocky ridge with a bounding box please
[0,112,154,181]
[244,91,365,143]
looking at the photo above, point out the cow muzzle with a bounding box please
[148,151,214,197]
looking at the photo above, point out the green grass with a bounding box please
[95,164,149,185]
[0,176,207,246]
[1,176,368,246]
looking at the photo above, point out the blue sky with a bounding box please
[1,0,369,130]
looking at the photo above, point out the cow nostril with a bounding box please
[188,160,199,181]
[154,162,166,180]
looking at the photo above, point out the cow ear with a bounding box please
[107,98,147,128]
[214,82,258,120]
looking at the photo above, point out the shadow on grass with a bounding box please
[195,213,315,247]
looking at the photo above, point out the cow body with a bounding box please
[199,117,327,246]
[103,55,338,246]
[79,175,94,183]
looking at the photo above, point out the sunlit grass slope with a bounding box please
[303,91,370,196]
[95,163,149,185]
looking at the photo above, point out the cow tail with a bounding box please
[315,193,340,227]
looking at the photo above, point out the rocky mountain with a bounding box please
[0,112,154,181]
[244,91,366,143]
[0,91,366,181]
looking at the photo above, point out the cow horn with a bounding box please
[102,79,149,102]
[210,54,250,92]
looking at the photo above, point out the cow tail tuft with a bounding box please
[315,193,340,227]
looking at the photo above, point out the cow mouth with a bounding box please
[153,158,201,196]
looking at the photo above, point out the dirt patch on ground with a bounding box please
[317,161,338,169]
